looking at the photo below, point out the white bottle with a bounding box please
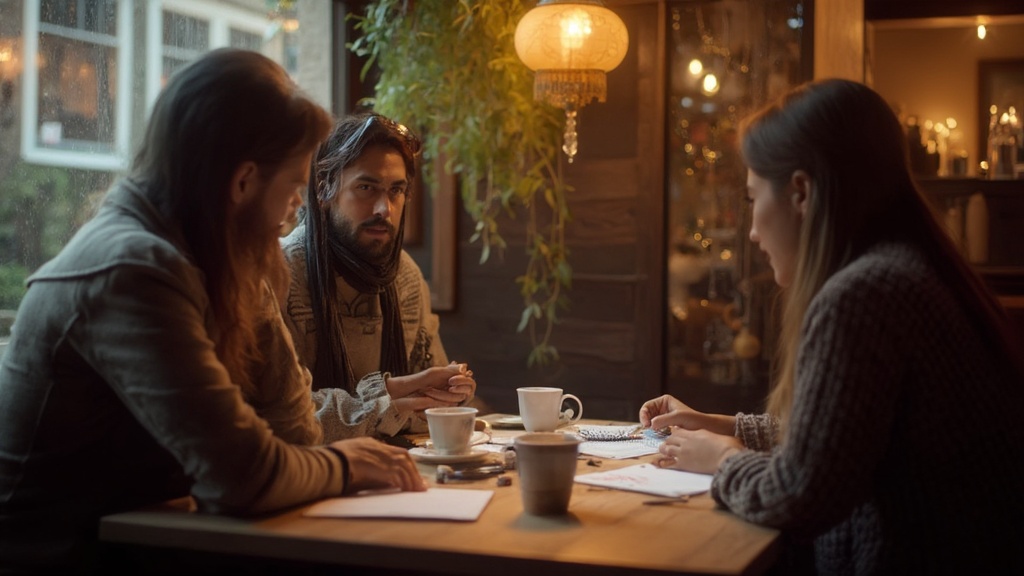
[964,192,989,264]
[944,202,963,252]
[988,113,1017,180]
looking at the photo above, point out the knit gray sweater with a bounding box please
[712,242,1024,575]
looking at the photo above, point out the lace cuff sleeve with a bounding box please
[312,372,410,442]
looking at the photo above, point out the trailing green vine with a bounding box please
[351,1,572,366]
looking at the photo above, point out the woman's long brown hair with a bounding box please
[740,79,1023,436]
[129,48,333,394]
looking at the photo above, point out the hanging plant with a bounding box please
[351,1,572,366]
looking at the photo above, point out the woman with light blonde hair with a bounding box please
[640,78,1024,575]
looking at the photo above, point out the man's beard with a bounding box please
[333,213,396,266]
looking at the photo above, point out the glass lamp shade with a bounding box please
[514,1,628,74]
[514,1,628,163]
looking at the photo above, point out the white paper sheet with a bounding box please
[574,463,713,498]
[303,488,494,521]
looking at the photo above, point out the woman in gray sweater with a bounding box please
[641,79,1024,575]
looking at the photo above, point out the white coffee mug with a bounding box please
[516,387,583,432]
[424,407,491,455]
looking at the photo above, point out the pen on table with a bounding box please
[642,495,690,506]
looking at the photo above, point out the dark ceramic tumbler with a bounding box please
[514,432,581,515]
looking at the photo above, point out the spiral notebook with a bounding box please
[576,425,666,459]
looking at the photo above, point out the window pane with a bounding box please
[163,11,209,52]
[162,11,208,88]
[162,56,190,86]
[230,28,262,52]
[36,33,117,152]
[1,0,322,337]
[40,0,118,36]
[666,0,807,399]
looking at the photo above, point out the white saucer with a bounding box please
[409,447,490,464]
[492,416,524,429]
[424,431,490,448]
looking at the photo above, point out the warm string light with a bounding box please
[671,4,754,111]
[701,73,719,96]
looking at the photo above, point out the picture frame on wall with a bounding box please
[402,154,458,312]
[402,161,425,247]
[426,158,457,311]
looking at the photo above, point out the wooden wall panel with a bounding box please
[564,199,644,245]
[814,0,865,81]
[561,159,642,201]
[563,278,638,323]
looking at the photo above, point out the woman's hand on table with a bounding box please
[639,394,736,436]
[331,438,426,493]
[655,428,744,475]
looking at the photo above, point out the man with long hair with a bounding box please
[282,114,477,441]
[0,49,424,574]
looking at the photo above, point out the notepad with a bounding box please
[576,424,643,441]
[575,463,713,498]
[576,426,665,459]
[304,488,494,521]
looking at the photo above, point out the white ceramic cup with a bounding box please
[514,432,581,516]
[424,407,491,455]
[516,387,583,432]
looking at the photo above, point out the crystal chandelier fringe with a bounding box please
[533,69,607,108]
[534,69,606,163]
[562,107,579,161]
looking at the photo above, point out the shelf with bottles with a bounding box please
[902,104,1024,182]
[982,104,1024,181]
[914,177,1024,293]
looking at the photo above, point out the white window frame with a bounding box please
[144,0,271,114]
[21,0,133,171]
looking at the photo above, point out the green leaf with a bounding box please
[556,260,572,288]
[516,306,532,333]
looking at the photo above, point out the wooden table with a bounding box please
[99,418,779,575]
